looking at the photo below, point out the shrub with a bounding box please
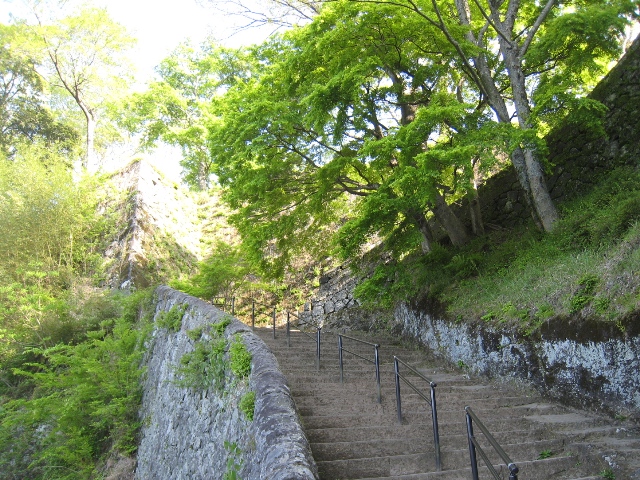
[0,298,151,478]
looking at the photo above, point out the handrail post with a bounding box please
[338,334,344,383]
[286,311,291,347]
[394,357,402,424]
[272,307,276,339]
[509,464,519,480]
[466,407,480,480]
[251,300,255,330]
[431,383,442,471]
[316,327,322,371]
[374,344,381,404]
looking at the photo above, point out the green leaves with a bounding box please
[121,40,254,189]
[0,299,150,478]
[0,151,109,361]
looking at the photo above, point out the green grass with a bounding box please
[355,166,640,334]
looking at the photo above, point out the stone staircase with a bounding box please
[255,328,640,480]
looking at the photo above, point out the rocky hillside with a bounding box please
[101,158,234,290]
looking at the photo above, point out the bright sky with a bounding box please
[0,0,273,175]
[0,0,272,84]
[104,0,273,84]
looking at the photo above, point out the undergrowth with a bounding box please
[0,288,155,479]
[354,166,640,333]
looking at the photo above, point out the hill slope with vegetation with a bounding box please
[1,0,639,478]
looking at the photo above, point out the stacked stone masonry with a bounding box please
[135,286,317,480]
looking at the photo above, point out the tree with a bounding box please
[209,3,510,276]
[206,0,322,29]
[213,0,637,232]
[171,241,250,301]
[34,6,135,169]
[121,41,251,189]
[0,24,79,156]
[340,0,637,231]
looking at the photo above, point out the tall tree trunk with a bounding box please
[85,114,96,170]
[432,190,468,247]
[76,98,95,170]
[498,38,559,231]
[468,158,485,235]
[409,209,435,254]
[451,0,558,232]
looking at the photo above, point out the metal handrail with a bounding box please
[251,300,276,339]
[465,406,519,480]
[285,311,322,370]
[338,334,381,403]
[394,356,441,471]
[212,296,235,315]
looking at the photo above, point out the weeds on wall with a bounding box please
[156,303,188,331]
[238,391,256,421]
[174,315,256,422]
[223,441,243,480]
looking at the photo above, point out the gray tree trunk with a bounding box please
[432,191,469,247]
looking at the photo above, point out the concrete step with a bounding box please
[316,449,591,479]
[306,424,549,446]
[353,454,598,479]
[311,437,565,463]
[254,327,639,479]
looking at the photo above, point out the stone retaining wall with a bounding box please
[394,303,640,416]
[135,286,318,479]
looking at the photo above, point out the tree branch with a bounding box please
[520,0,557,57]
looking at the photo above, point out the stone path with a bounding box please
[255,328,640,480]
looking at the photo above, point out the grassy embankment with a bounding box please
[356,166,640,335]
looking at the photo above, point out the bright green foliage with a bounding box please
[174,337,227,391]
[206,0,636,279]
[209,2,490,274]
[238,390,256,421]
[171,241,249,301]
[0,24,79,157]
[120,40,252,189]
[156,303,188,331]
[528,1,638,132]
[0,290,153,479]
[0,150,109,364]
[229,335,252,378]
